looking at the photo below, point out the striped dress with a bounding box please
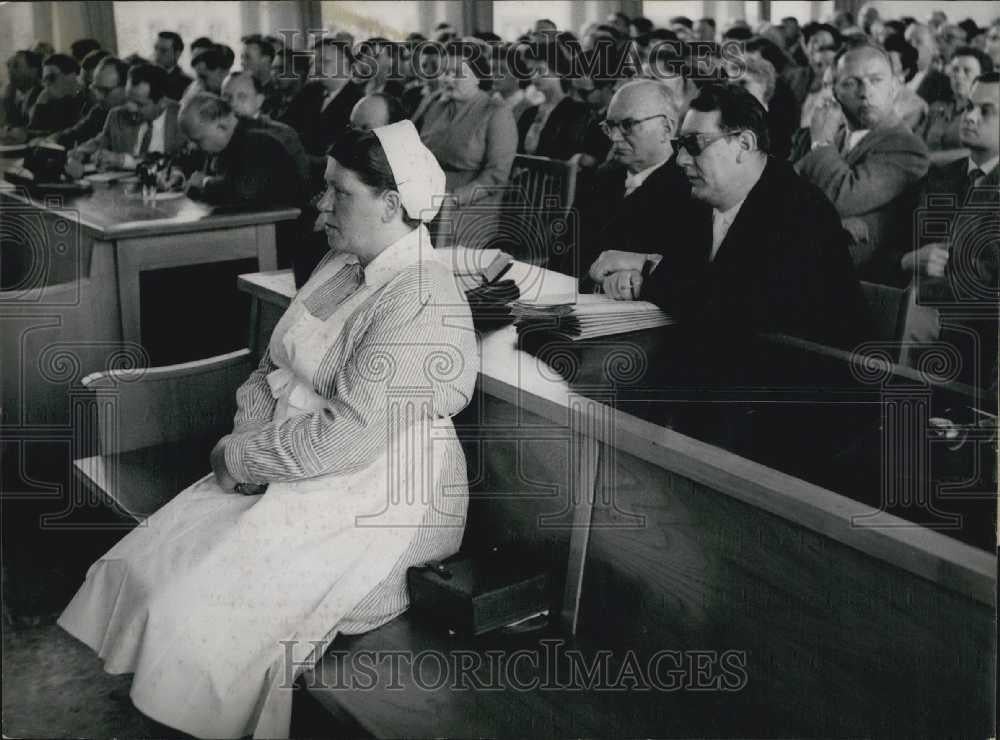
[58,224,479,738]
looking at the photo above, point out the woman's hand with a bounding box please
[210,437,239,492]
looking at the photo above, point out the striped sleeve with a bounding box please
[224,269,477,485]
[232,348,279,433]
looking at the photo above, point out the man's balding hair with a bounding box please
[225,69,265,93]
[614,79,679,120]
[180,91,235,125]
[834,39,893,71]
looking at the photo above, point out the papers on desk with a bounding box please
[83,170,134,184]
[512,293,674,340]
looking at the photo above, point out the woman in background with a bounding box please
[417,40,517,250]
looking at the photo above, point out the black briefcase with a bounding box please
[407,550,554,636]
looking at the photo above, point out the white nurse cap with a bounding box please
[372,119,446,223]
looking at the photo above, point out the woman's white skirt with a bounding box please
[58,419,468,738]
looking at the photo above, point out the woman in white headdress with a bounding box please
[58,121,478,739]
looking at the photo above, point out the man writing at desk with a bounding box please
[180,91,307,207]
[67,63,185,174]
[590,83,866,350]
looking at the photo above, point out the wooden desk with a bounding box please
[238,265,996,738]
[1,183,298,458]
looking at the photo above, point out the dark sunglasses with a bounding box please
[671,131,743,156]
[42,72,60,83]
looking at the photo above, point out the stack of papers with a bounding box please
[512,293,674,340]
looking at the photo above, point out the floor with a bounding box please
[1,466,175,739]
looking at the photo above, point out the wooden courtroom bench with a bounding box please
[71,265,995,738]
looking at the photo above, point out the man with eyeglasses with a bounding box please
[590,83,865,350]
[794,42,929,284]
[565,80,691,278]
[25,54,90,137]
[53,57,128,149]
[68,64,186,173]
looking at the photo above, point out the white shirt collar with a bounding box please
[361,224,431,290]
[907,69,927,91]
[846,128,870,153]
[624,156,671,195]
[969,155,999,177]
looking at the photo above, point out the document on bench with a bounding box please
[511,293,674,340]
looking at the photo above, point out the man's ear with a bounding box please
[383,189,403,222]
[737,129,758,152]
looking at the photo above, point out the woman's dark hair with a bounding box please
[327,128,420,227]
[444,40,492,90]
[883,34,919,80]
[525,38,576,91]
[951,46,994,76]
[690,82,771,154]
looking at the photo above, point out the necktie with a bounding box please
[138,123,152,155]
[302,262,364,320]
[968,168,985,188]
[710,210,731,261]
[624,172,640,198]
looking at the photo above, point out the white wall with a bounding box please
[865,1,1000,26]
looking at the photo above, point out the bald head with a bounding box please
[605,80,678,173]
[350,94,390,130]
[610,80,678,123]
[221,70,263,118]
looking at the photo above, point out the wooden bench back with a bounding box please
[79,349,257,456]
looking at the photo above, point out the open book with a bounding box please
[511,293,674,340]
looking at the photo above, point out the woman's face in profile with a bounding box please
[316,159,387,255]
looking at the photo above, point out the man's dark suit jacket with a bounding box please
[242,114,311,186]
[283,80,364,157]
[912,158,999,391]
[27,89,90,136]
[640,157,868,350]
[915,69,952,105]
[54,104,109,148]
[566,156,691,280]
[2,83,41,128]
[164,66,193,101]
[516,97,599,161]
[192,118,308,207]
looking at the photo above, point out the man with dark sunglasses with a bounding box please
[25,53,90,137]
[590,83,866,350]
[564,79,691,278]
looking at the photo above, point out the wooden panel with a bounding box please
[116,225,270,344]
[80,349,256,455]
[576,447,996,737]
[457,392,577,616]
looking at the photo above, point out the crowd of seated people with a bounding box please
[0,4,996,393]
